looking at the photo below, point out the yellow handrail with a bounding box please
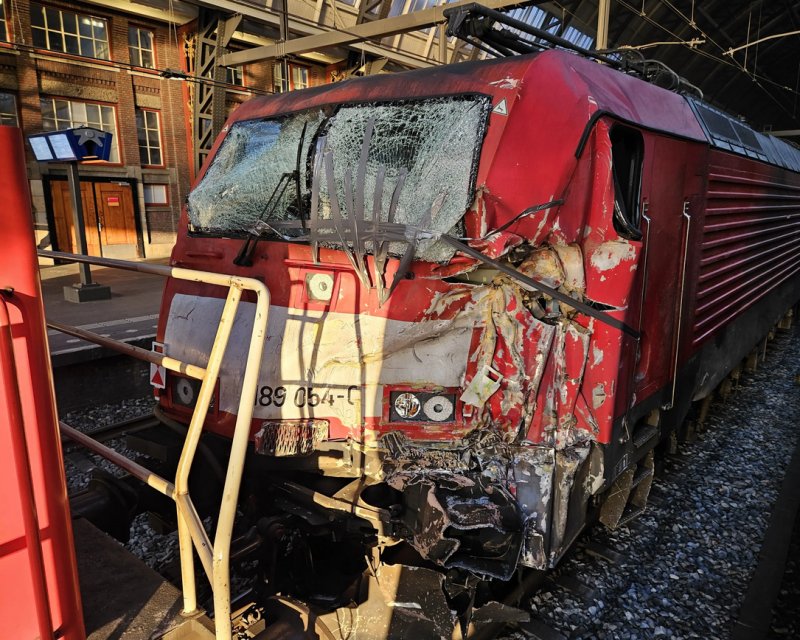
[44,250,270,640]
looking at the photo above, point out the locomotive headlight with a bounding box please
[389,390,457,423]
[171,376,204,409]
[394,392,421,419]
[306,272,334,302]
[423,395,454,422]
[176,377,196,406]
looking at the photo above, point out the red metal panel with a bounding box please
[0,126,85,639]
[691,150,800,346]
[183,50,706,242]
[160,50,711,449]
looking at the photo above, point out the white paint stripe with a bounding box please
[47,314,159,336]
[164,295,474,427]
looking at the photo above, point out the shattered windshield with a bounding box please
[187,95,491,262]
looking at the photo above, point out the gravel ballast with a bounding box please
[62,396,156,493]
[526,326,800,639]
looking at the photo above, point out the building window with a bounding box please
[143,184,168,206]
[273,63,309,93]
[31,4,109,59]
[0,92,17,126]
[0,0,8,42]
[136,109,162,166]
[291,65,308,90]
[226,65,244,86]
[272,63,284,93]
[128,26,154,68]
[40,97,119,162]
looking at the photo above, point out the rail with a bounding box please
[40,249,270,640]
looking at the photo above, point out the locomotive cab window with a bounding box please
[610,126,644,240]
[187,95,491,263]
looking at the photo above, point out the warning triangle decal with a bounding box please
[493,99,508,116]
[151,367,164,387]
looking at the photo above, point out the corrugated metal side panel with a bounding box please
[691,158,800,346]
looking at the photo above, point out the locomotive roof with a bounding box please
[229,49,707,143]
[222,48,800,176]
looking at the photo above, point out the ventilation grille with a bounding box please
[691,160,800,346]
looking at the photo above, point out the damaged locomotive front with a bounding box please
[159,50,651,627]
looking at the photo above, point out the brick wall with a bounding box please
[0,0,193,258]
[0,0,332,259]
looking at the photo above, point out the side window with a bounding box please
[610,126,644,240]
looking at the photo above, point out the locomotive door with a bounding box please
[633,135,696,400]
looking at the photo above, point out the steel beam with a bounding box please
[192,8,228,172]
[220,0,527,67]
[597,0,610,50]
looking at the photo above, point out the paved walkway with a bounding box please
[41,260,166,366]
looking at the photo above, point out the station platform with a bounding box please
[73,518,215,639]
[41,260,166,367]
[41,261,167,411]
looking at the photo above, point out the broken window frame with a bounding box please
[609,124,644,241]
[187,94,492,264]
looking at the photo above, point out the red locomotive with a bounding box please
[151,17,800,631]
[7,7,797,638]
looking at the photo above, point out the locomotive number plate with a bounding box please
[255,384,359,408]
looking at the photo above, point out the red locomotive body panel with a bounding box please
[163,51,709,442]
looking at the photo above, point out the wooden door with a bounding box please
[93,182,137,247]
[50,180,102,256]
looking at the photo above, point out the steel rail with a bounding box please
[60,422,177,499]
[61,413,160,453]
[42,250,270,640]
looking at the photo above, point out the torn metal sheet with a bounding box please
[168,101,656,596]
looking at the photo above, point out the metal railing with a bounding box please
[41,250,270,640]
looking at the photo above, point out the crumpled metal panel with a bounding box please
[165,102,648,580]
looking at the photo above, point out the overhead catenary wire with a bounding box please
[614,0,800,122]
[654,0,798,118]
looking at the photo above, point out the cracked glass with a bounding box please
[187,95,490,262]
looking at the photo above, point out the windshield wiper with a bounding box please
[233,171,296,266]
[233,123,309,267]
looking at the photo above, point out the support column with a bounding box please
[597,0,611,50]
[62,164,111,302]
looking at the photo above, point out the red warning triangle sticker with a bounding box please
[492,99,508,116]
[151,368,164,387]
[150,363,166,389]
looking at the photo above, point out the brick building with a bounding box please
[0,0,505,260]
[0,0,332,260]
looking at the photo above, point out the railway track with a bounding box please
[61,411,160,455]
[518,325,800,640]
